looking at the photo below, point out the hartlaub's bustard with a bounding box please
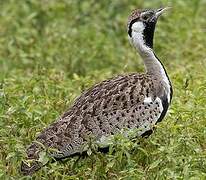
[21,7,173,175]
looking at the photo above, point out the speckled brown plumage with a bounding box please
[22,74,168,174]
[21,8,172,175]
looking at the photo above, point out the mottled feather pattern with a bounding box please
[25,73,165,161]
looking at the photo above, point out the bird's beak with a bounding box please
[155,7,171,18]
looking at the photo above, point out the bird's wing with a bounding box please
[22,73,168,174]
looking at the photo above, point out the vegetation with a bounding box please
[0,0,206,179]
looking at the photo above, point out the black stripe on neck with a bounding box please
[154,53,173,103]
[143,21,156,49]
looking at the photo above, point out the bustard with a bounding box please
[21,7,172,175]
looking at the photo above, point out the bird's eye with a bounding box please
[141,12,153,21]
[142,14,151,21]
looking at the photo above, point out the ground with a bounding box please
[0,0,206,179]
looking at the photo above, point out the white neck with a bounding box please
[130,30,167,78]
[129,22,171,102]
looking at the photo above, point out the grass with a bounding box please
[0,0,206,179]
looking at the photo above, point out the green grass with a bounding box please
[0,0,206,179]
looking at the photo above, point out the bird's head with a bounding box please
[127,7,170,49]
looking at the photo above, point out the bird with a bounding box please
[21,7,173,175]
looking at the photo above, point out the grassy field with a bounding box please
[0,0,206,179]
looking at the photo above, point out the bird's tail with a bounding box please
[21,142,44,176]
